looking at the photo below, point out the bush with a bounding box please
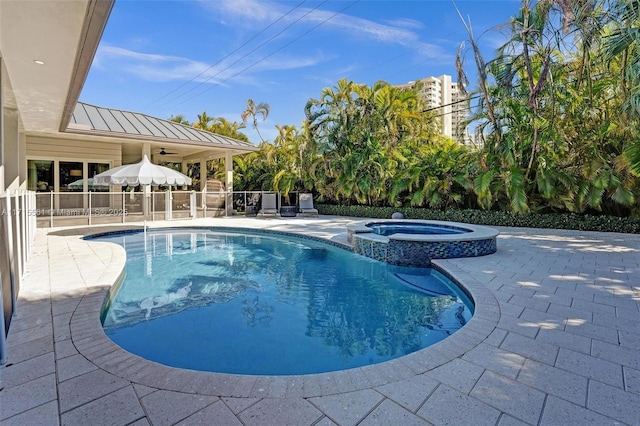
[316,204,640,234]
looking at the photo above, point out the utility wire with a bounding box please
[160,0,333,108]
[172,0,360,107]
[148,0,308,107]
[422,94,480,114]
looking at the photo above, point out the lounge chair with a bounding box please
[259,193,278,217]
[299,193,318,217]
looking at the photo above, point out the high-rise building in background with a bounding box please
[396,75,476,146]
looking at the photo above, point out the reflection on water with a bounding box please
[97,229,473,375]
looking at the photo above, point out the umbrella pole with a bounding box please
[142,185,150,217]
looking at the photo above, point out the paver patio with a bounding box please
[1,216,639,425]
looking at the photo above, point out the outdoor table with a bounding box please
[279,206,298,217]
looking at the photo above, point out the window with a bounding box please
[27,160,54,192]
[59,161,84,192]
[88,162,110,192]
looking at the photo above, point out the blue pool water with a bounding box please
[96,228,473,375]
[366,222,472,236]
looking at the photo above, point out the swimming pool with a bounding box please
[95,228,474,375]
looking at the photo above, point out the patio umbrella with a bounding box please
[93,155,192,186]
[67,178,109,190]
[93,155,192,218]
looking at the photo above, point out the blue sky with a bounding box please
[81,0,522,144]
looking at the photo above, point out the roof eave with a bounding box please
[58,0,114,132]
[64,128,259,153]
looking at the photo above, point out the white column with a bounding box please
[181,161,188,190]
[3,107,19,189]
[200,158,207,209]
[225,151,233,216]
[142,142,151,159]
[18,132,26,190]
[142,143,151,216]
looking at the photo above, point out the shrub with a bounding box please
[316,204,640,234]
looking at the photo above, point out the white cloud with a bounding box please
[95,44,330,85]
[99,45,184,63]
[198,0,422,47]
[205,0,282,23]
[383,18,424,30]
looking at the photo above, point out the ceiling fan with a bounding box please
[157,147,178,156]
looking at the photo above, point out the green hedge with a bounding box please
[316,204,640,234]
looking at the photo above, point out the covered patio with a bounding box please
[28,101,258,225]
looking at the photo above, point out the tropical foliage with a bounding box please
[173,0,640,219]
[456,0,640,216]
[304,79,440,206]
[168,111,249,188]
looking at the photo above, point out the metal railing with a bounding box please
[32,190,306,228]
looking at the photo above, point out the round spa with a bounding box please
[347,219,499,267]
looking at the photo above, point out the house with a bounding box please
[0,0,257,350]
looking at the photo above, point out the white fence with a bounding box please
[32,190,305,228]
[1,190,38,363]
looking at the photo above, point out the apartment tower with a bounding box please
[396,75,472,145]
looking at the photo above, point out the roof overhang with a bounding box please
[0,0,113,134]
[63,128,258,155]
[66,102,258,157]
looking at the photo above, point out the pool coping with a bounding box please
[69,223,500,398]
[347,219,500,242]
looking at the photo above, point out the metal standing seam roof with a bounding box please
[67,102,257,150]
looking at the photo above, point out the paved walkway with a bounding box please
[1,216,639,425]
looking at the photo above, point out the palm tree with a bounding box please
[209,117,249,142]
[305,78,437,206]
[241,99,270,143]
[602,0,640,175]
[193,111,215,131]
[268,124,306,201]
[168,114,190,125]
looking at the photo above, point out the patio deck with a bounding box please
[1,216,639,425]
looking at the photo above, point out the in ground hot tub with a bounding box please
[347,219,498,267]
[366,221,472,236]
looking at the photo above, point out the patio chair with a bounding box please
[299,193,318,217]
[259,193,278,217]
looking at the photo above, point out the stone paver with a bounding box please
[0,400,59,426]
[360,399,430,425]
[540,396,619,426]
[0,374,58,421]
[555,348,624,388]
[375,373,438,411]
[140,390,218,426]
[176,400,242,425]
[238,398,323,426]
[470,370,546,425]
[587,380,640,425]
[423,358,484,394]
[60,386,145,426]
[309,389,384,425]
[418,384,501,425]
[517,359,588,406]
[1,218,638,425]
[57,369,130,414]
